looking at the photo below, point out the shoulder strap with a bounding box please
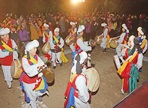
[72,74,86,90]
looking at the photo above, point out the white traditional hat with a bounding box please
[137,27,144,35]
[77,25,85,34]
[25,40,39,54]
[70,22,77,25]
[43,23,49,28]
[0,28,10,36]
[128,35,135,46]
[74,51,88,65]
[54,27,60,33]
[101,23,107,27]
[122,23,129,33]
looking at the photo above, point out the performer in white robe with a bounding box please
[49,27,64,69]
[100,23,109,52]
[71,51,90,108]
[116,23,129,62]
[20,40,49,108]
[0,28,18,89]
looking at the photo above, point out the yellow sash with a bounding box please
[24,55,38,64]
[141,39,147,49]
[1,41,13,52]
[53,36,59,44]
[117,52,138,75]
[45,31,49,38]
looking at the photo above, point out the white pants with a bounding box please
[100,38,107,49]
[23,82,45,108]
[51,52,62,66]
[1,65,12,88]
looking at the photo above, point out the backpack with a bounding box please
[64,74,81,108]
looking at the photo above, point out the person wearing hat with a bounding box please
[70,51,90,108]
[75,25,92,67]
[65,22,78,65]
[20,40,49,108]
[137,27,147,54]
[43,23,53,43]
[116,23,129,62]
[118,35,143,94]
[49,27,64,69]
[0,28,18,89]
[99,22,109,52]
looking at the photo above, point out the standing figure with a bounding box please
[75,25,92,67]
[43,23,53,43]
[0,28,18,89]
[64,51,90,108]
[137,27,147,54]
[100,23,110,52]
[20,40,49,108]
[118,35,143,94]
[116,23,129,62]
[49,28,64,69]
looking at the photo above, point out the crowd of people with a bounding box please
[0,11,147,108]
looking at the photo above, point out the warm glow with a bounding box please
[72,0,78,4]
[72,0,85,4]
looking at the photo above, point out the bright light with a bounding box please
[72,0,85,4]
[72,0,78,4]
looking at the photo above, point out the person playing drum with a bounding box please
[20,40,49,108]
[74,25,93,67]
[0,28,18,89]
[116,23,129,62]
[137,27,147,54]
[70,51,90,108]
[49,27,64,69]
[118,35,143,94]
[68,22,77,61]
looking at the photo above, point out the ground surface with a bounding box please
[0,45,148,108]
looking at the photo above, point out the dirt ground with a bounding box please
[0,45,148,108]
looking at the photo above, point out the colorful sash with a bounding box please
[1,40,13,52]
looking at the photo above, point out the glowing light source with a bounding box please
[72,0,85,4]
[72,0,78,4]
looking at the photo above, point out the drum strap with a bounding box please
[1,39,13,52]
[24,54,38,64]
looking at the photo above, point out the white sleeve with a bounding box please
[103,28,108,38]
[77,39,92,52]
[22,56,44,77]
[75,75,89,103]
[59,37,64,48]
[12,40,18,60]
[135,53,143,70]
[117,33,126,44]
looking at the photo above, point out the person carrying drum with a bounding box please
[0,28,18,89]
[137,27,147,54]
[118,35,143,94]
[65,51,90,108]
[49,27,64,69]
[20,40,49,108]
[116,23,129,62]
[75,25,93,68]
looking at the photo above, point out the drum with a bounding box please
[109,38,119,49]
[42,68,55,83]
[11,59,22,79]
[42,42,50,54]
[94,36,102,45]
[113,55,121,70]
[85,67,100,92]
[65,35,75,46]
